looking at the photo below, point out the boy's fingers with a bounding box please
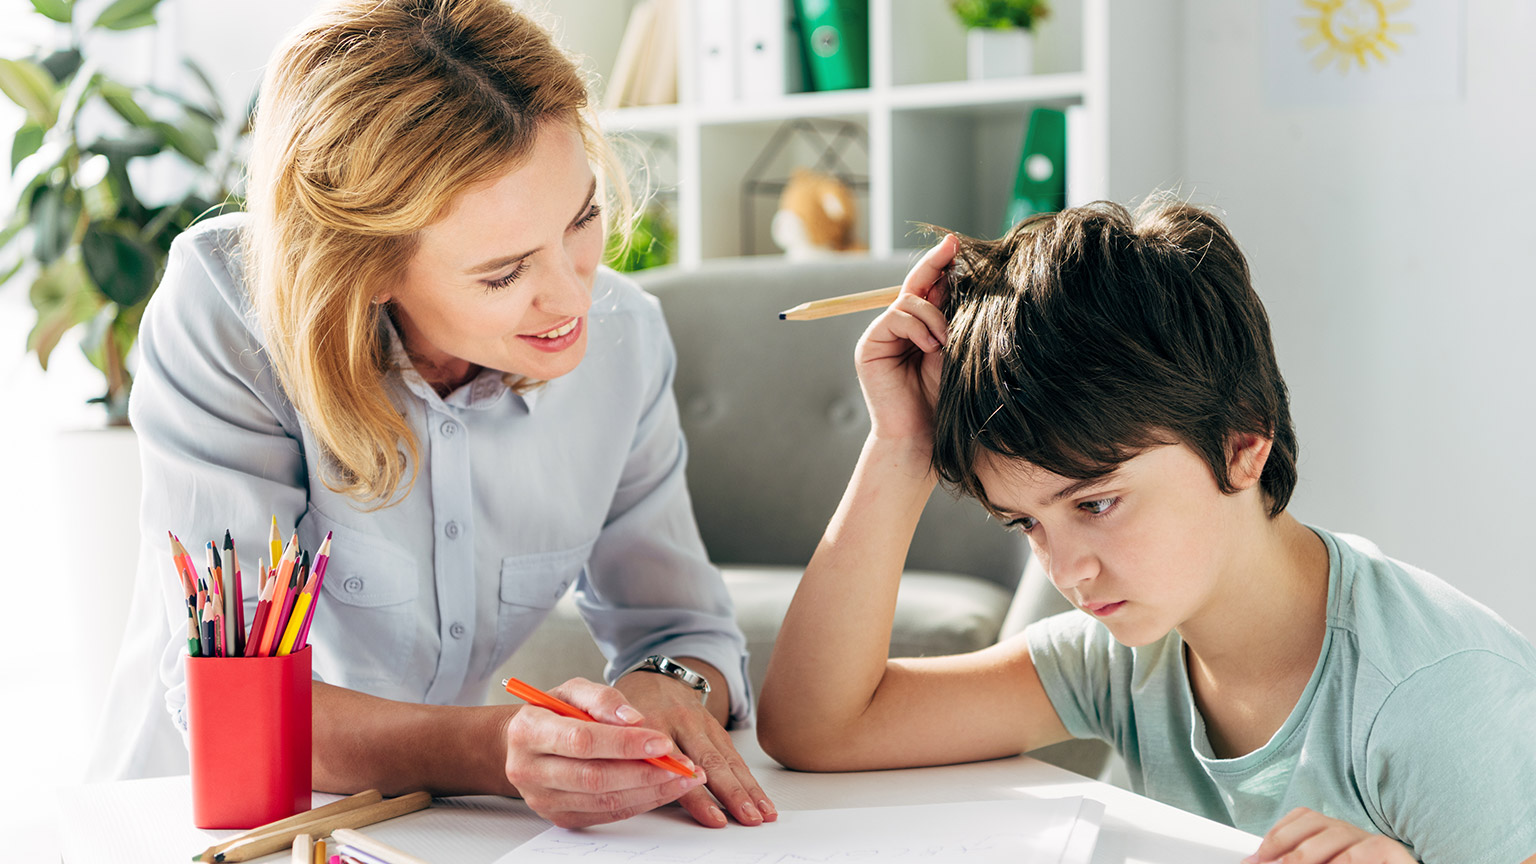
[901,234,958,300]
[891,293,948,346]
[1246,808,1326,863]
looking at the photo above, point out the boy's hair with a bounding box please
[931,199,1298,518]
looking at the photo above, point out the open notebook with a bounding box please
[494,796,1107,864]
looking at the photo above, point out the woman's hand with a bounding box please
[502,677,708,829]
[618,666,778,829]
[854,235,957,448]
[1244,808,1416,864]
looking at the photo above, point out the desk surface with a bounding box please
[58,731,1258,864]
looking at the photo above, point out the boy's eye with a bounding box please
[1004,515,1039,533]
[1080,497,1117,516]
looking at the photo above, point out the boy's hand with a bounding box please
[1244,808,1415,864]
[854,234,956,447]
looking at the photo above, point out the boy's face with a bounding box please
[976,443,1247,648]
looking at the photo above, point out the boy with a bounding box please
[756,201,1536,863]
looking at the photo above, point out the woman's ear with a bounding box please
[1227,432,1273,491]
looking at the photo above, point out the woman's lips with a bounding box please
[519,317,582,352]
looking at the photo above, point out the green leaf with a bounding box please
[29,183,82,265]
[26,256,101,370]
[11,123,44,173]
[99,79,154,127]
[91,0,162,30]
[180,58,225,122]
[86,130,162,162]
[155,112,216,164]
[40,48,83,83]
[30,0,73,23]
[81,221,157,306]
[0,58,60,129]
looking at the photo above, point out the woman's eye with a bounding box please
[484,260,529,292]
[573,203,602,230]
[1080,497,1117,516]
[1005,515,1038,534]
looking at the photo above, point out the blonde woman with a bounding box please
[95,0,775,830]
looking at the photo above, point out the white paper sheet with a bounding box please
[494,797,1105,864]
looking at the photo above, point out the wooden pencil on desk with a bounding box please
[194,789,430,863]
[778,284,901,321]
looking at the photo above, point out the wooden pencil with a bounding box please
[192,790,384,862]
[778,284,900,321]
[333,828,433,864]
[199,790,430,863]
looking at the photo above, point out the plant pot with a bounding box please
[966,27,1034,80]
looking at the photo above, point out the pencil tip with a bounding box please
[778,313,786,320]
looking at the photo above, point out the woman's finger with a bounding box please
[516,708,677,763]
[523,753,694,795]
[549,677,647,725]
[539,772,706,829]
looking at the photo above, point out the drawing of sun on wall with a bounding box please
[1297,0,1416,74]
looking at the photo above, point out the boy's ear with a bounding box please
[1226,432,1272,491]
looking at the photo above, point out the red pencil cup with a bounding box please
[186,647,312,829]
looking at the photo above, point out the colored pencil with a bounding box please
[778,284,900,321]
[277,565,317,657]
[225,530,245,657]
[258,540,298,656]
[267,516,283,591]
[192,789,384,862]
[244,561,275,657]
[332,829,432,864]
[502,677,696,778]
[294,532,332,650]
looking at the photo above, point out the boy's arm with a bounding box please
[758,236,1070,772]
[757,435,1072,772]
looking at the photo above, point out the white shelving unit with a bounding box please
[546,0,1180,268]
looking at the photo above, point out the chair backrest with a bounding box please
[636,256,1028,590]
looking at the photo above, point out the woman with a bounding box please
[96,0,774,830]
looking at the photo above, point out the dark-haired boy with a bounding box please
[757,202,1536,864]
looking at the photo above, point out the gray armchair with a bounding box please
[489,255,1109,778]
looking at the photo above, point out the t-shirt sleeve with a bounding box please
[1365,649,1536,864]
[1024,609,1127,745]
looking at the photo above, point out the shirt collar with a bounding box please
[381,313,537,413]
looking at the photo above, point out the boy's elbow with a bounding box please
[756,702,854,772]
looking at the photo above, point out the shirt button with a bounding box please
[449,622,466,639]
[440,420,458,437]
[444,521,461,539]
[343,577,364,593]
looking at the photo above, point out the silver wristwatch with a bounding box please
[622,654,710,705]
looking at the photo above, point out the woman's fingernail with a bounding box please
[741,802,762,822]
[759,799,776,818]
[645,738,669,756]
[708,805,726,824]
[616,705,642,723]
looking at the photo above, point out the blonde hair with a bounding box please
[245,0,631,508]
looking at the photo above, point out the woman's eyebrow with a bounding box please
[463,177,598,275]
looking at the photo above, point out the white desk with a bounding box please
[58,731,1258,864]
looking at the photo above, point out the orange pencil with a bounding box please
[502,677,696,778]
[258,539,299,656]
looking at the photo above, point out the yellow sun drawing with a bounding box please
[1297,0,1416,74]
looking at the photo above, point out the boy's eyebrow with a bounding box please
[464,178,598,275]
[1049,475,1115,504]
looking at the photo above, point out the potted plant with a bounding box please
[949,0,1051,80]
[1,0,251,426]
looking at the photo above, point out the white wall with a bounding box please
[1179,1,1536,637]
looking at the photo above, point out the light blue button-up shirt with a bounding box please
[101,212,749,779]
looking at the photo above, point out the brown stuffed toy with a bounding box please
[771,169,863,258]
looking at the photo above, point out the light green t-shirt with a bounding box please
[1026,526,1536,863]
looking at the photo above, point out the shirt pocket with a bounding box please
[490,538,597,677]
[303,514,421,690]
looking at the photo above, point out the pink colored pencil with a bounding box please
[295,532,332,650]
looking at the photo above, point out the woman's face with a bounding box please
[387,120,604,385]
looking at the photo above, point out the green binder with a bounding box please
[793,0,869,91]
[1003,107,1067,233]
